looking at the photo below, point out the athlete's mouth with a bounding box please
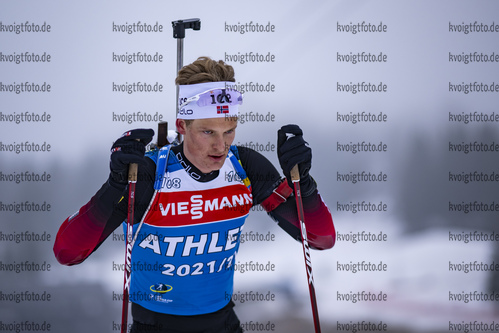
[208,154,225,161]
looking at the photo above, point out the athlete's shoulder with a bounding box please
[145,147,159,163]
[232,145,271,165]
[145,145,178,165]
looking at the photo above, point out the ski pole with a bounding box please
[290,164,321,333]
[121,162,138,333]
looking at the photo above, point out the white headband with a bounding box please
[177,81,242,120]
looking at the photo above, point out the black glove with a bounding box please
[277,124,316,196]
[109,128,154,189]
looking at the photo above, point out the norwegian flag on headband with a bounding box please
[217,105,229,114]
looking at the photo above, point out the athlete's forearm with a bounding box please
[268,189,335,250]
[238,145,335,249]
[53,180,127,265]
[53,158,156,265]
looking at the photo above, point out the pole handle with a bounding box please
[127,137,141,182]
[128,163,138,182]
[290,164,300,182]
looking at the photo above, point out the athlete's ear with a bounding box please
[176,118,187,135]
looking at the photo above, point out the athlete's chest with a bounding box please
[144,155,253,227]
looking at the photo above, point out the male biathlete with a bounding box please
[53,57,335,333]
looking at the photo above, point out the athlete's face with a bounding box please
[176,117,237,173]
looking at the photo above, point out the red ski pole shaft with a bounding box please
[290,164,321,333]
[121,162,138,333]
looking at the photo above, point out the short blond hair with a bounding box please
[175,56,235,85]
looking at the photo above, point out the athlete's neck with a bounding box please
[171,143,219,182]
